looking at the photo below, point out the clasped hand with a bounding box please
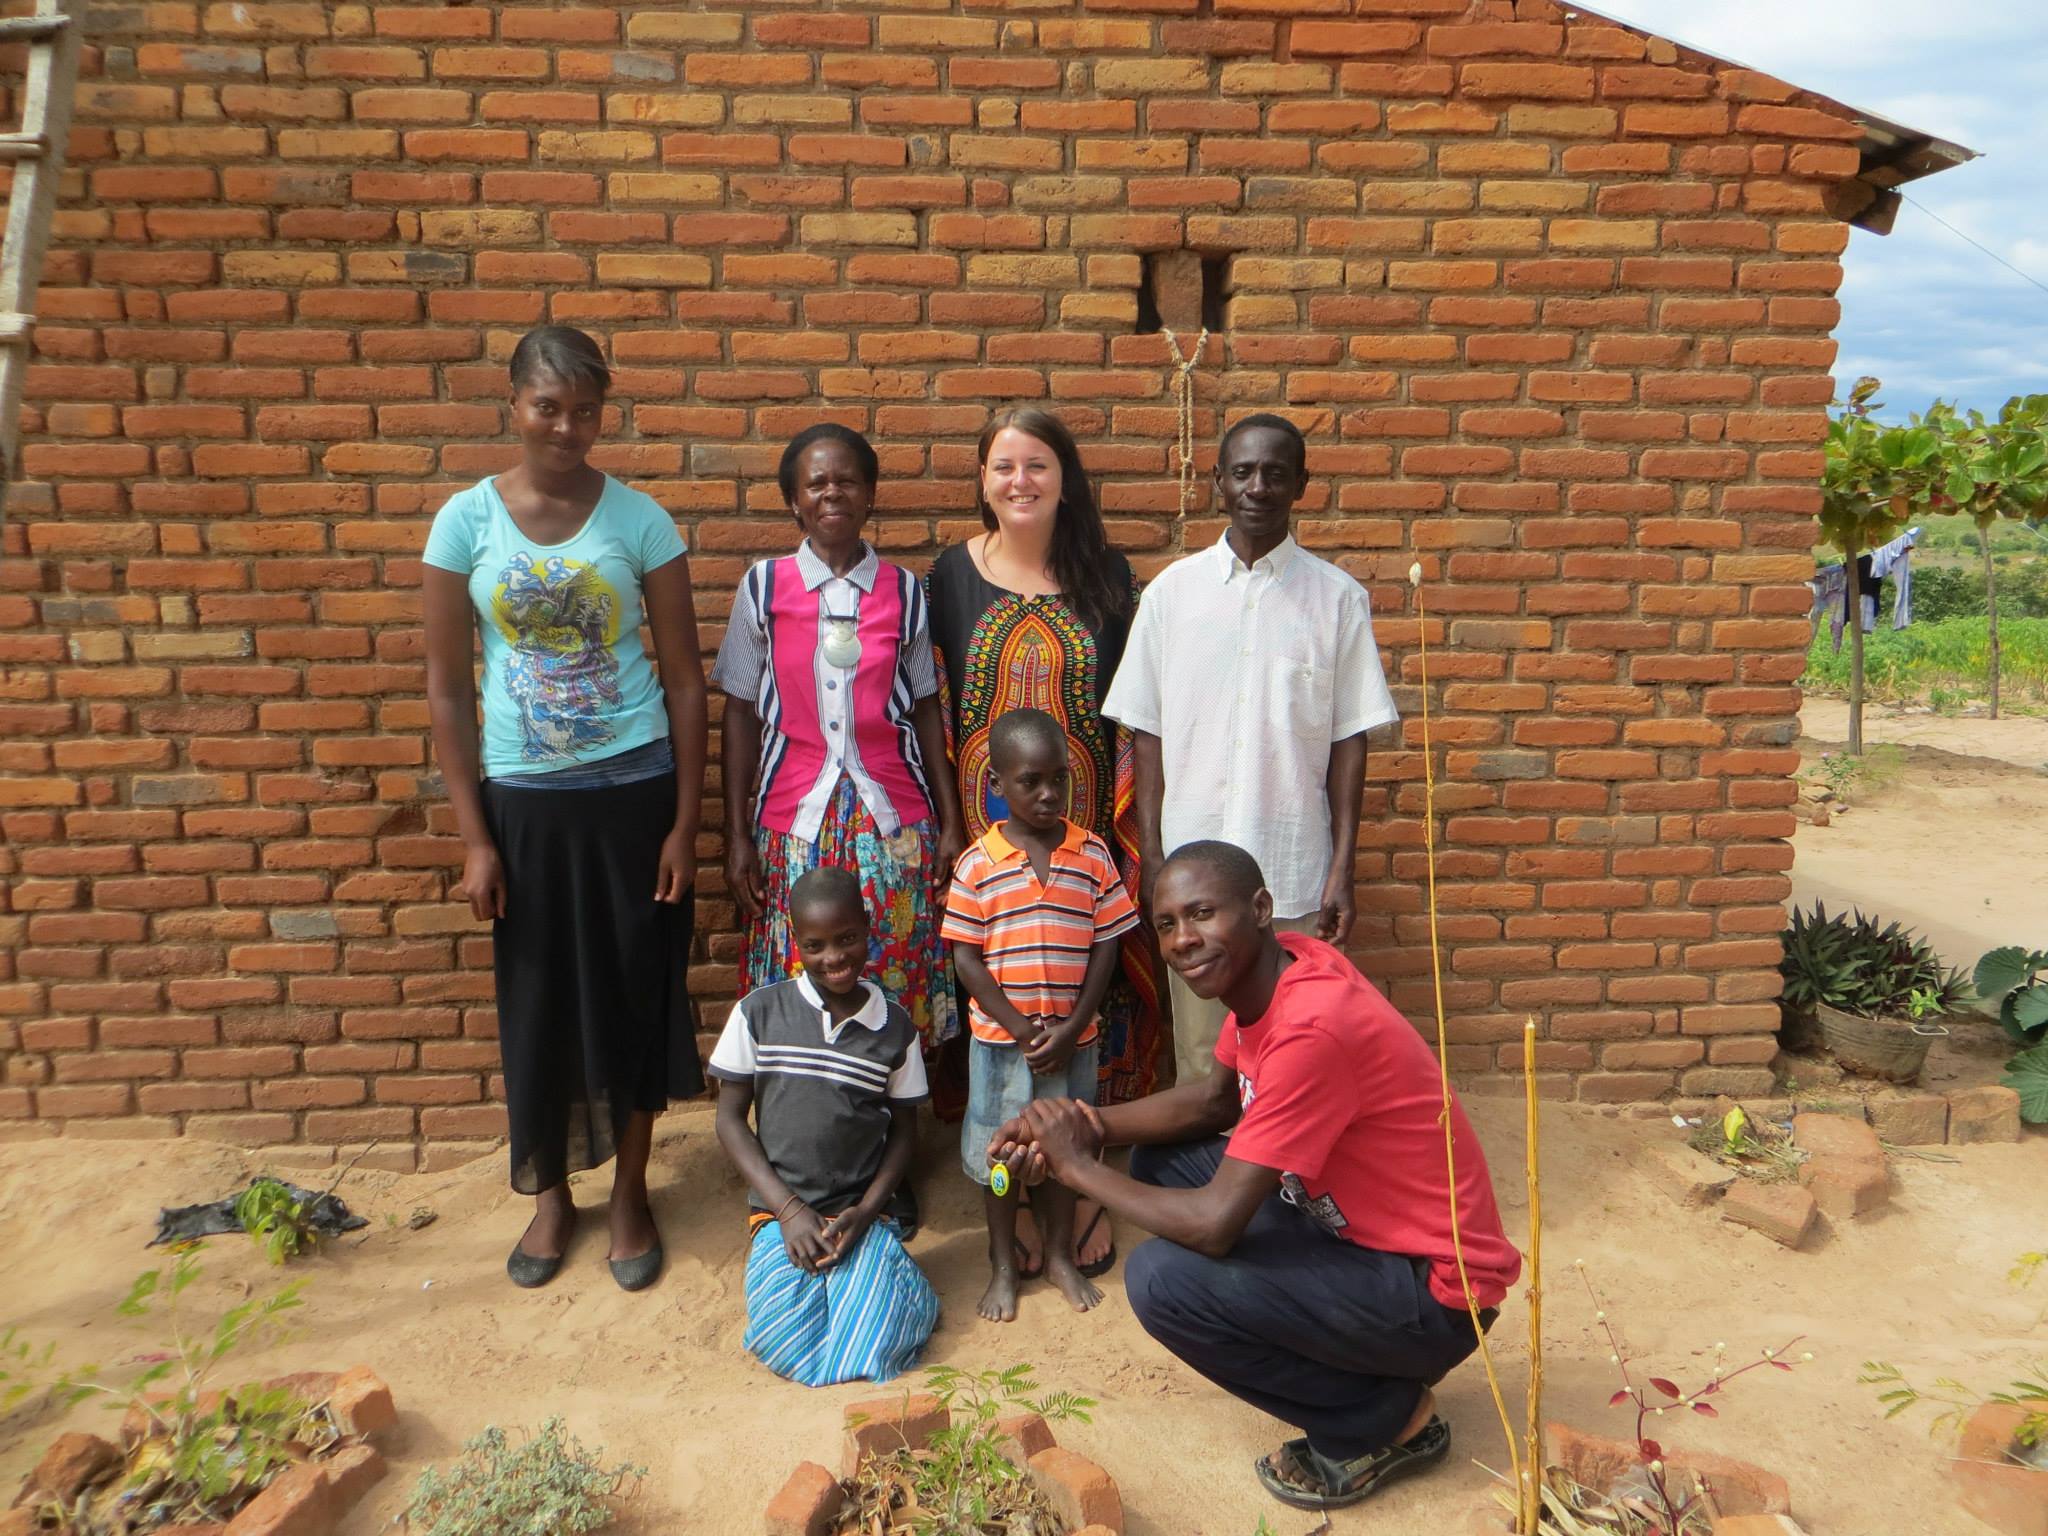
[778,1201,875,1274]
[985,1096,1104,1186]
[1019,1014,1086,1076]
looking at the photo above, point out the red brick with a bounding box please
[765,1461,844,1536]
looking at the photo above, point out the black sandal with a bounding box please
[1254,1416,1451,1511]
[1074,1203,1117,1279]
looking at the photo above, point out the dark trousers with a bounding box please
[1124,1137,1482,1460]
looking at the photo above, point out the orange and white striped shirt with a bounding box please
[940,820,1140,1046]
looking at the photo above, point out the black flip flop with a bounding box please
[1075,1203,1117,1279]
[1254,1416,1451,1511]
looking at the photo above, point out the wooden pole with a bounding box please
[1984,529,2002,720]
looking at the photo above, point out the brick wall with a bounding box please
[0,0,1851,1160]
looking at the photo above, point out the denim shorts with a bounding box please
[960,1035,1099,1183]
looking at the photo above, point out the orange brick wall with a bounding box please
[0,0,1849,1160]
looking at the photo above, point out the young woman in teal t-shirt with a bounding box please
[423,326,708,1292]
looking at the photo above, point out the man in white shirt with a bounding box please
[1102,415,1398,1082]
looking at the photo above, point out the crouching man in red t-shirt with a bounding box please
[989,839,1522,1514]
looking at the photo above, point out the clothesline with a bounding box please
[1809,527,1918,652]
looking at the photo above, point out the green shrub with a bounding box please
[1908,565,1985,622]
[1804,616,2048,704]
[405,1419,643,1536]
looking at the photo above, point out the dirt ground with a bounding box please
[1,704,2043,1535]
[1793,697,2048,982]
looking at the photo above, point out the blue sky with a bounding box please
[1590,0,2048,418]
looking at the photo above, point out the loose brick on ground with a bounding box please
[1867,1092,1947,1147]
[1028,1447,1124,1534]
[841,1391,949,1475]
[1947,1085,2022,1144]
[1720,1179,1818,1248]
[1951,1401,2048,1536]
[764,1462,844,1536]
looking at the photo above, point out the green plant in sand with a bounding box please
[845,1363,1094,1536]
[233,1178,321,1266]
[9,1248,322,1533]
[404,1418,644,1536]
[1860,1360,2048,1453]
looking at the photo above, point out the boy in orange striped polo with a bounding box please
[943,708,1139,1323]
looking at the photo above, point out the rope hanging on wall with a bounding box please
[1160,325,1208,521]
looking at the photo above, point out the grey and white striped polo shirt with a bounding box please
[707,972,927,1216]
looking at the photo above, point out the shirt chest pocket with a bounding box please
[1266,653,1332,740]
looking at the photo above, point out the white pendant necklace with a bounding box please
[820,611,861,669]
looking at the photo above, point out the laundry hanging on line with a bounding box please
[1810,526,1917,653]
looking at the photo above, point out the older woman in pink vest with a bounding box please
[713,425,966,1058]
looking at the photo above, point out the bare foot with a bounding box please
[1013,1204,1044,1277]
[517,1191,575,1260]
[978,1264,1021,1323]
[1073,1198,1112,1270]
[1043,1254,1102,1314]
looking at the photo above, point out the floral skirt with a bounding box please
[742,775,957,1049]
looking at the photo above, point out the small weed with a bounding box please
[1804,751,1861,802]
[234,1178,320,1266]
[405,1419,644,1536]
[1686,1106,1801,1184]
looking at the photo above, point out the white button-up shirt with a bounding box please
[1102,533,1398,917]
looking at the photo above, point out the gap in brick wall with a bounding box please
[1136,250,1226,336]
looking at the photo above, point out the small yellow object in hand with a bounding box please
[988,1162,1011,1198]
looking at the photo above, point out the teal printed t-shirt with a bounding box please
[423,475,686,778]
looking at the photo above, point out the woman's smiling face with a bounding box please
[789,437,875,551]
[980,427,1064,537]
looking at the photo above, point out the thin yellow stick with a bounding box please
[1523,1017,1545,1534]
[1410,562,1525,1522]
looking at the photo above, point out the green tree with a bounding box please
[1821,378,1944,752]
[1922,394,2048,717]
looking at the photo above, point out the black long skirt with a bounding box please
[482,771,704,1194]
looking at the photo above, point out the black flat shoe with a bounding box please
[507,1206,574,1289]
[608,1232,663,1292]
[506,1246,564,1289]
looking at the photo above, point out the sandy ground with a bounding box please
[0,1100,2041,1536]
[2,705,2043,1535]
[1793,698,2048,978]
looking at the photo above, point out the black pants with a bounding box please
[1124,1137,1483,1460]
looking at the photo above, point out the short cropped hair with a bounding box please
[1160,839,1267,903]
[509,325,610,397]
[789,866,866,924]
[989,707,1067,775]
[778,423,880,503]
[1218,413,1306,476]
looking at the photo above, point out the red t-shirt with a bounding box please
[1216,933,1523,1310]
